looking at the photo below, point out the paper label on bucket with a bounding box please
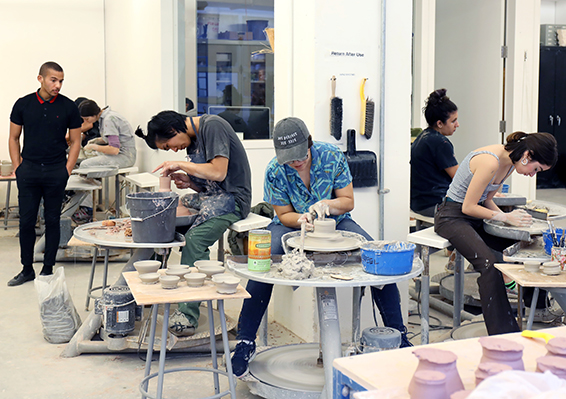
[248,229,271,272]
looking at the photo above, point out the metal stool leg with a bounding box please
[420,246,430,345]
[453,251,464,328]
[526,287,540,330]
[141,304,159,399]
[156,303,170,399]
[102,248,110,290]
[218,300,237,399]
[207,301,220,394]
[85,246,99,310]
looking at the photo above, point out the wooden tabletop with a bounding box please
[333,325,566,396]
[123,270,250,306]
[495,263,566,288]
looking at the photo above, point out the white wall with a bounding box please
[0,0,105,204]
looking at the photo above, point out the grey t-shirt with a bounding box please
[186,114,252,218]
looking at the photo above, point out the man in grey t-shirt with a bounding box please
[135,111,252,336]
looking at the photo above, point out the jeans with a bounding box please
[176,212,241,328]
[16,160,69,269]
[237,218,405,341]
[435,200,521,335]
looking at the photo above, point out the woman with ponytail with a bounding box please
[411,89,460,217]
[435,131,558,335]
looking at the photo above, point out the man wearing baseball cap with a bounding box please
[231,116,411,378]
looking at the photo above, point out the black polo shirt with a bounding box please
[10,90,82,165]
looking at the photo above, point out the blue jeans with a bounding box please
[236,218,405,341]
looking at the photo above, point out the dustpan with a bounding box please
[343,129,378,188]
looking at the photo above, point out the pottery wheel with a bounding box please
[484,218,548,241]
[287,233,363,252]
[248,343,325,392]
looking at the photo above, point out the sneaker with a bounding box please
[231,340,256,378]
[72,206,93,224]
[7,271,35,287]
[527,308,561,324]
[168,309,196,337]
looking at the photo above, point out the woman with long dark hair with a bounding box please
[435,131,558,335]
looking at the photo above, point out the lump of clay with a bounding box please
[277,249,315,280]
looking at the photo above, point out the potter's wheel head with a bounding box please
[306,231,343,241]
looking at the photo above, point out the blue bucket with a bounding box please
[361,241,416,275]
[543,228,565,255]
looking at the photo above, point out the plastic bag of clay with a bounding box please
[467,370,566,399]
[34,267,82,344]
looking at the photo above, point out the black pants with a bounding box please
[434,200,520,335]
[16,160,69,268]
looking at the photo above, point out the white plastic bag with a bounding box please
[34,267,82,344]
[468,370,566,399]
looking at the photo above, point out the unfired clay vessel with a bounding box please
[474,362,512,386]
[408,370,449,399]
[546,337,566,358]
[410,348,464,396]
[450,390,472,399]
[478,336,524,370]
[159,176,171,192]
[536,355,566,379]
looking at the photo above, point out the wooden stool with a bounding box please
[407,226,465,344]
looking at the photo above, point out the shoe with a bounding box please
[506,287,518,299]
[7,271,35,287]
[398,326,413,348]
[168,309,196,337]
[444,251,456,272]
[72,206,93,224]
[231,340,256,378]
[528,308,562,324]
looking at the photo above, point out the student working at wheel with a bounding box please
[434,132,558,335]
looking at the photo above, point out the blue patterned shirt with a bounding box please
[264,141,353,224]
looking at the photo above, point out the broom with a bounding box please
[360,78,375,139]
[330,76,343,140]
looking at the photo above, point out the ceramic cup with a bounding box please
[0,162,12,177]
[160,275,180,289]
[159,176,171,192]
[551,247,566,271]
[536,355,566,379]
[523,261,541,273]
[185,272,206,287]
[215,275,240,294]
[134,260,161,274]
[139,272,160,284]
[547,337,566,358]
[543,261,561,276]
[478,336,524,371]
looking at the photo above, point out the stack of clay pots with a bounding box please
[408,348,464,399]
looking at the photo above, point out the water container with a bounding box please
[126,192,179,243]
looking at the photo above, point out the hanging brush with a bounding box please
[330,76,343,140]
[360,78,375,139]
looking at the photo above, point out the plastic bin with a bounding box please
[361,241,416,275]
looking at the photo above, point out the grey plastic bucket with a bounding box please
[126,192,179,243]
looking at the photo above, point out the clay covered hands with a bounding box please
[308,201,330,220]
[298,212,314,230]
[491,209,533,227]
[169,172,192,189]
[152,161,183,177]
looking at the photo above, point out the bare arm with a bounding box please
[8,122,22,170]
[445,164,459,179]
[66,127,82,174]
[153,156,229,182]
[461,154,503,219]
[86,143,119,155]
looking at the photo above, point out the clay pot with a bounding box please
[546,337,566,358]
[410,348,464,396]
[474,362,512,386]
[408,370,449,399]
[159,176,171,192]
[450,390,472,399]
[478,336,524,370]
[536,355,566,379]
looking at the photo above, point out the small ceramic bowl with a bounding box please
[134,260,161,274]
[197,265,225,278]
[543,261,561,275]
[160,275,180,289]
[167,264,190,270]
[215,275,240,294]
[194,260,223,268]
[139,272,160,284]
[523,261,541,273]
[185,272,206,287]
[211,273,228,284]
[165,267,190,280]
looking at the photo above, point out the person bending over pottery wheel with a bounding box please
[230,116,412,379]
[434,132,558,335]
[135,111,252,337]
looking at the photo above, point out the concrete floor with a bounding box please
[1,188,565,398]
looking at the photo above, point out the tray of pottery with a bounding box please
[502,236,550,263]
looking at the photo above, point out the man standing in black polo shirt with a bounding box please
[7,61,82,286]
